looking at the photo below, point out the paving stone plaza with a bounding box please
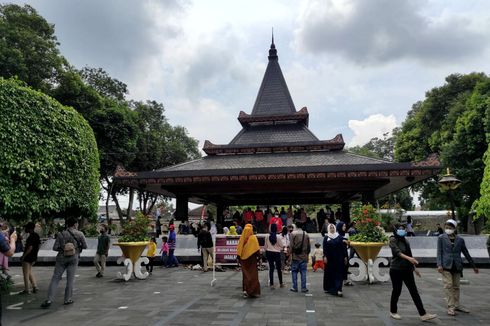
[3,266,489,325]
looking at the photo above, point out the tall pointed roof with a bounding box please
[202,39,345,155]
[251,37,296,116]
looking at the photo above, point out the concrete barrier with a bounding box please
[10,234,490,266]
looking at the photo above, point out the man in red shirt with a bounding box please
[270,212,283,232]
[243,208,254,225]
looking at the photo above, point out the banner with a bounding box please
[214,234,266,265]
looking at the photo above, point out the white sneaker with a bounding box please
[390,313,402,320]
[420,313,437,322]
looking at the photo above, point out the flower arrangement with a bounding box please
[118,212,151,242]
[349,204,388,243]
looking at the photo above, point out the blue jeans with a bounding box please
[291,259,307,290]
[166,249,179,267]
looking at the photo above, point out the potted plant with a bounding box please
[349,204,388,264]
[114,212,151,280]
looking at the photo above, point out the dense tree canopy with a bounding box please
[0,4,201,222]
[395,73,490,228]
[0,78,100,220]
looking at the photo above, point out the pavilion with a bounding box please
[114,39,441,223]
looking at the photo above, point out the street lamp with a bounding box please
[438,168,461,220]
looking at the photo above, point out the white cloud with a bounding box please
[293,0,489,64]
[347,114,397,146]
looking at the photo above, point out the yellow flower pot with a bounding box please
[114,241,149,265]
[349,242,385,264]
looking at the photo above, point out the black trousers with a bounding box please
[266,251,282,285]
[389,269,426,315]
[146,257,155,273]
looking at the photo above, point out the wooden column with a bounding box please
[175,195,189,221]
[362,191,376,205]
[341,201,350,225]
[216,203,224,226]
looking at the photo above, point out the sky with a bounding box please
[9,0,490,147]
[7,0,490,208]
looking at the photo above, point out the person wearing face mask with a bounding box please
[389,223,437,322]
[436,219,478,316]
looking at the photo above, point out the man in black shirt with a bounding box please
[20,222,40,294]
[197,223,214,272]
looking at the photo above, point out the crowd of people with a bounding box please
[0,207,481,323]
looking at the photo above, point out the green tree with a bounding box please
[0,4,63,92]
[0,78,99,221]
[474,144,490,221]
[129,100,200,214]
[395,73,490,228]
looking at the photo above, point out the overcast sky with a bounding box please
[10,0,490,148]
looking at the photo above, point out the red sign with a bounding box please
[214,234,266,265]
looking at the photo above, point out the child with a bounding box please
[311,243,324,272]
[146,237,157,274]
[159,236,169,267]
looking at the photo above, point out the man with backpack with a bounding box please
[41,218,87,308]
[289,223,310,293]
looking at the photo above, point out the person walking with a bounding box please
[19,222,40,294]
[289,223,310,293]
[237,224,261,298]
[389,223,437,321]
[94,224,110,278]
[197,223,214,272]
[41,218,87,308]
[146,237,157,274]
[165,225,179,267]
[437,219,479,316]
[265,223,284,288]
[323,224,346,296]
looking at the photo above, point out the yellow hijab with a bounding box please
[236,224,260,260]
[228,225,238,235]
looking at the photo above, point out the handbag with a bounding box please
[293,231,305,255]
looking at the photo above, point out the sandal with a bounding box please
[64,299,74,305]
[40,300,52,309]
[447,308,455,316]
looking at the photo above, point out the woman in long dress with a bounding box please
[237,224,261,298]
[323,223,347,296]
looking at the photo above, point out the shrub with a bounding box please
[349,204,388,243]
[118,212,151,242]
[0,78,99,221]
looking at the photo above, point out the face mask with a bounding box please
[445,229,454,235]
[396,229,406,237]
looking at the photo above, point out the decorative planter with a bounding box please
[114,241,150,281]
[349,241,389,284]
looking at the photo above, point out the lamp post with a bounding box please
[438,168,461,220]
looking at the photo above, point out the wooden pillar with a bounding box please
[216,203,224,226]
[362,191,376,206]
[175,195,189,221]
[341,202,350,225]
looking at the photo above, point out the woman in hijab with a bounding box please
[323,223,347,296]
[265,223,285,288]
[222,227,229,235]
[389,223,437,321]
[237,224,261,298]
[336,222,352,286]
[228,226,238,236]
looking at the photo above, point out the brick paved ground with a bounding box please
[2,266,489,326]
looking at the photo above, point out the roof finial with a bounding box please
[268,28,278,60]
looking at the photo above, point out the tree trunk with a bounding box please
[127,188,134,220]
[106,180,114,234]
[147,195,158,215]
[111,189,125,224]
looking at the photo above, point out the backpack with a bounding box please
[63,229,83,257]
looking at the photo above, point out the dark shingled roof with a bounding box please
[229,123,318,145]
[250,40,296,116]
[158,151,389,174]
